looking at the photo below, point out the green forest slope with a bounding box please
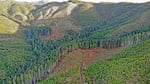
[39,39,150,84]
[0,29,34,81]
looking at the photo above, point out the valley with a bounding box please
[0,0,150,84]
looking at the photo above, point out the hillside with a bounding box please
[0,0,150,84]
[0,15,19,34]
[0,1,150,37]
[38,39,150,84]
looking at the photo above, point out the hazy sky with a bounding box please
[15,0,150,3]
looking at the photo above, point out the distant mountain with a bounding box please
[0,1,150,38]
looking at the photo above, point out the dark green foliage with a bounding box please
[0,30,34,83]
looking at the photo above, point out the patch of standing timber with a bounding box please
[53,47,123,75]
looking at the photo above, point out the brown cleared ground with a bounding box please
[53,47,123,75]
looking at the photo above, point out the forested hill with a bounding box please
[0,0,150,84]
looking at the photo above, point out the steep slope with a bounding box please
[84,39,150,84]
[0,1,19,34]
[34,2,78,19]
[0,1,150,84]
[0,1,35,34]
[0,1,147,39]
[52,47,123,80]
[38,39,150,84]
[87,2,150,40]
[0,1,36,24]
[8,2,36,22]
[0,29,35,81]
[0,15,19,34]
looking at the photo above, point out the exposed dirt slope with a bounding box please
[53,48,123,74]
